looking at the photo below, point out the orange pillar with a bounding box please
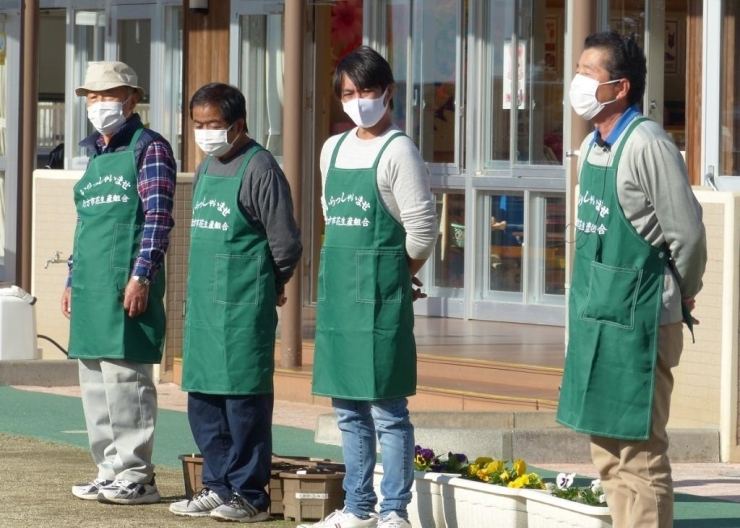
[18,1,39,291]
[280,0,305,368]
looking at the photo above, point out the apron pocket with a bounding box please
[111,223,142,271]
[213,254,260,306]
[581,261,642,329]
[355,250,403,304]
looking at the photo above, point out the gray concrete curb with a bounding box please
[0,360,78,386]
[315,411,720,464]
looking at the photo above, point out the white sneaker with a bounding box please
[378,512,411,528]
[169,487,224,517]
[71,478,112,500]
[297,508,379,528]
[97,476,160,505]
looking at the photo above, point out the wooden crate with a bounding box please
[280,471,346,522]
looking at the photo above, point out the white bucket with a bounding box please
[0,286,38,360]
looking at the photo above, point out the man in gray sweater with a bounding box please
[556,31,706,528]
[170,83,302,522]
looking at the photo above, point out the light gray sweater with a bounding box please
[320,125,439,261]
[578,117,707,324]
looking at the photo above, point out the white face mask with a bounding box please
[569,74,620,121]
[194,125,235,157]
[87,96,131,135]
[342,89,389,129]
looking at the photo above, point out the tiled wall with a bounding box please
[669,199,724,429]
[32,172,79,359]
[667,189,740,462]
[163,175,193,380]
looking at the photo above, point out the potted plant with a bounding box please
[376,446,546,528]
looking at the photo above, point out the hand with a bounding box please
[123,277,149,318]
[411,276,427,302]
[61,287,71,319]
[276,293,287,307]
[682,297,700,326]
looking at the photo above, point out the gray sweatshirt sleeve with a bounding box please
[632,138,707,298]
[239,151,303,294]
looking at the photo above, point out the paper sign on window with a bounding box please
[503,40,526,110]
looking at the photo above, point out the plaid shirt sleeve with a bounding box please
[133,140,176,280]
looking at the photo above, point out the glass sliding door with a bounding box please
[0,10,19,281]
[68,9,105,168]
[431,191,465,292]
[230,1,286,162]
[377,0,465,173]
[704,0,740,184]
[110,6,153,124]
[163,5,183,166]
[368,0,568,323]
[718,2,740,177]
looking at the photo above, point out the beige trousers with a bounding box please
[590,322,684,528]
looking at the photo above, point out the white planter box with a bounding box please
[373,468,445,527]
[374,467,530,528]
[374,466,612,528]
[438,475,529,528]
[522,489,612,528]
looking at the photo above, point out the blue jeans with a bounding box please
[333,397,414,520]
[188,392,273,512]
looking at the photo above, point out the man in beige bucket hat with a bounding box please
[62,60,176,506]
[75,61,145,99]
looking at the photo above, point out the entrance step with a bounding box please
[314,410,720,464]
[274,342,562,412]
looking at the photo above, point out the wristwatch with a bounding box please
[133,275,151,286]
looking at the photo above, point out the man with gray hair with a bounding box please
[62,61,176,505]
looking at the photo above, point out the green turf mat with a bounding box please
[0,386,343,467]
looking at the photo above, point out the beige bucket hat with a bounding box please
[75,61,145,98]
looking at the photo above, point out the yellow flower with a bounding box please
[481,461,503,476]
[500,469,511,482]
[487,460,505,473]
[476,470,490,482]
[510,475,530,488]
[474,457,493,466]
[527,473,544,487]
[513,459,527,476]
[467,464,480,476]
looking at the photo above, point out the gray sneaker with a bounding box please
[209,492,270,523]
[169,487,224,517]
[71,478,112,500]
[97,475,160,505]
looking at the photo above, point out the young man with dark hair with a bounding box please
[304,46,438,528]
[557,31,707,528]
[169,82,302,522]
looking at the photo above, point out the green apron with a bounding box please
[182,145,277,395]
[69,127,166,362]
[313,131,416,401]
[556,118,668,440]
